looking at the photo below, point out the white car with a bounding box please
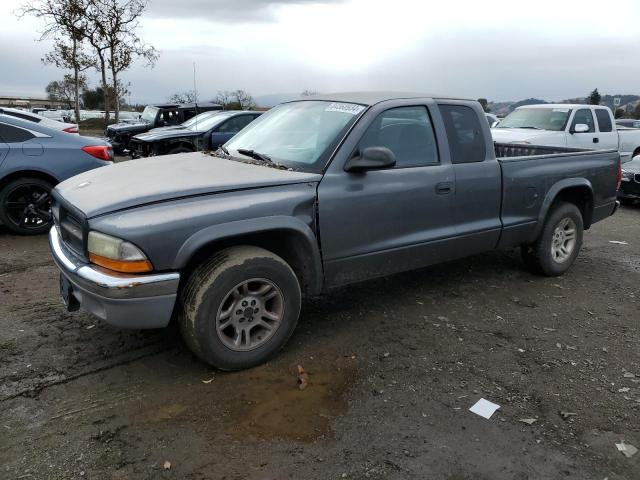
[492,104,640,163]
[0,107,79,134]
[38,109,72,123]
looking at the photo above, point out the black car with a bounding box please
[105,102,222,153]
[129,110,262,158]
[619,156,640,205]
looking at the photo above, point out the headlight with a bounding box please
[621,169,633,181]
[87,231,153,273]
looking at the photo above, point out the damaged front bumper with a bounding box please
[49,227,180,329]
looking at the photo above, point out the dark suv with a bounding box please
[129,110,262,158]
[105,102,222,153]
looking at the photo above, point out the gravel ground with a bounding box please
[0,206,639,480]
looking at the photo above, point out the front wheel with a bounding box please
[521,202,584,276]
[178,246,301,371]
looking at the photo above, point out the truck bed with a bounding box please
[495,142,586,158]
[494,142,620,249]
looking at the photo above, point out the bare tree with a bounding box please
[46,74,88,108]
[18,0,90,124]
[301,89,319,97]
[232,90,256,110]
[81,11,112,126]
[168,90,198,104]
[214,90,234,109]
[85,0,158,124]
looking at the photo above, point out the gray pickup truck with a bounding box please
[49,92,621,370]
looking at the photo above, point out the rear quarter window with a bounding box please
[0,123,36,143]
[4,110,41,123]
[438,105,486,164]
[594,109,613,132]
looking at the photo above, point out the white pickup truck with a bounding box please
[492,104,640,163]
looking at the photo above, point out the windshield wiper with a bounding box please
[237,148,274,164]
[217,145,230,155]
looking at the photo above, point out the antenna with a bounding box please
[193,62,198,142]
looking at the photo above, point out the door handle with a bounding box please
[435,182,453,195]
[593,137,599,143]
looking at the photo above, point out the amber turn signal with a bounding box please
[89,253,153,273]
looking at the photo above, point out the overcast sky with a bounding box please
[1,0,639,105]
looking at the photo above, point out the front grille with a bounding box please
[55,201,86,258]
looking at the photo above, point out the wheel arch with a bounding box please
[0,169,59,191]
[166,141,196,154]
[533,179,593,240]
[174,216,324,296]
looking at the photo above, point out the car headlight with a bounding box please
[621,169,634,181]
[87,231,153,273]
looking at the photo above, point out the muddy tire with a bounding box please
[521,202,584,277]
[178,246,301,371]
[0,177,54,235]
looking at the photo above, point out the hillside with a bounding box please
[489,94,640,117]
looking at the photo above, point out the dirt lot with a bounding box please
[1,206,639,480]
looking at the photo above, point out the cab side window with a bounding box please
[571,109,595,133]
[358,106,438,168]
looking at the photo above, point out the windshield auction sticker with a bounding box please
[325,103,366,115]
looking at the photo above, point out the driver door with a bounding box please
[568,108,598,149]
[317,104,457,287]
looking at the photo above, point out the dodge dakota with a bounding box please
[49,92,621,370]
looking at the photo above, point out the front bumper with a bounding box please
[49,227,180,329]
[618,178,640,200]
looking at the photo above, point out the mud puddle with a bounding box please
[224,359,357,441]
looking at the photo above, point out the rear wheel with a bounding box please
[521,202,583,276]
[0,177,54,235]
[178,246,301,371]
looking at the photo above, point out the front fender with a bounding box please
[173,215,324,295]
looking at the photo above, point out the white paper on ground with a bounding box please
[469,398,501,419]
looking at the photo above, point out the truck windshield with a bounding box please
[140,106,159,123]
[225,101,364,172]
[497,108,571,131]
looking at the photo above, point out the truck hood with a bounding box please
[107,122,151,133]
[55,152,322,218]
[133,128,201,142]
[491,128,562,144]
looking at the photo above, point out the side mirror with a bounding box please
[572,123,589,133]
[344,146,396,172]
